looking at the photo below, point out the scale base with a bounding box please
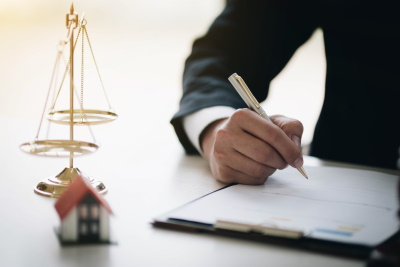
[34,167,107,198]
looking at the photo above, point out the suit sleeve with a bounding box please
[171,0,319,154]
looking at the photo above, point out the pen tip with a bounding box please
[297,167,309,179]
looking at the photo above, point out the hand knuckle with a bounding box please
[231,109,245,121]
[255,147,273,163]
[215,128,229,140]
[232,108,253,121]
[267,128,280,143]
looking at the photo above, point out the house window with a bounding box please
[80,223,87,234]
[91,204,99,219]
[91,223,98,234]
[79,205,88,219]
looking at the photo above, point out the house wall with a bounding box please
[60,207,78,241]
[99,206,110,241]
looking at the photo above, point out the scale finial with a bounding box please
[70,2,75,14]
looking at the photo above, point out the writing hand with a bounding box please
[201,109,304,185]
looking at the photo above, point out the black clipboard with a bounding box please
[152,183,400,260]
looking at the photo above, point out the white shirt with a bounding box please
[182,106,236,154]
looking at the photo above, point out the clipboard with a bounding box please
[152,166,400,259]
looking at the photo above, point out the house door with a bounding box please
[78,194,100,242]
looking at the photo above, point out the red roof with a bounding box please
[55,175,113,220]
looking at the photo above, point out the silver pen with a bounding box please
[228,73,308,179]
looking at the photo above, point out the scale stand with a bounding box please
[20,3,117,198]
[35,167,106,198]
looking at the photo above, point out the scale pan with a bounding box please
[47,109,118,125]
[20,140,98,157]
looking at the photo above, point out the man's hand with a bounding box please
[200,109,304,185]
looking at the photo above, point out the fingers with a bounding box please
[210,147,275,185]
[270,115,304,142]
[271,115,304,150]
[233,110,304,168]
[230,129,288,170]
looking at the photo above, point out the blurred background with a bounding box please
[0,0,325,159]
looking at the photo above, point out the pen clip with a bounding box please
[234,74,260,109]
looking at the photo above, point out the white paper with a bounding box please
[168,166,399,246]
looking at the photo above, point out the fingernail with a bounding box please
[291,135,301,149]
[292,157,303,168]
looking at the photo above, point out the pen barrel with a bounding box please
[254,107,271,122]
[228,73,271,122]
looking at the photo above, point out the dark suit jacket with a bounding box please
[171,0,400,169]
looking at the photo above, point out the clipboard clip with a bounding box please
[215,219,305,239]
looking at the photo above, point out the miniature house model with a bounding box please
[55,175,113,243]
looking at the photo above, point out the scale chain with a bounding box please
[84,24,113,110]
[51,26,82,110]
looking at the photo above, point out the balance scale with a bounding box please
[20,3,117,198]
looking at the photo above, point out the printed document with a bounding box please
[168,166,399,246]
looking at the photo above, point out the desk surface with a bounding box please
[1,122,396,267]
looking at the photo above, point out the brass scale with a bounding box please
[20,3,117,198]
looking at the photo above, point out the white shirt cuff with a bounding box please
[182,106,236,154]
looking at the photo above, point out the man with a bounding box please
[171,0,400,184]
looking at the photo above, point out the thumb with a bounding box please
[291,135,302,150]
[270,115,304,150]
